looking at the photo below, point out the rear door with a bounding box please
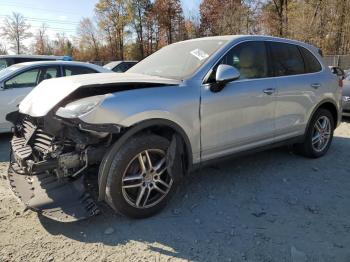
[0,66,60,131]
[268,41,323,141]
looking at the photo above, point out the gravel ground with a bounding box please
[1,122,350,262]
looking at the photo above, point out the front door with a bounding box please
[200,41,277,161]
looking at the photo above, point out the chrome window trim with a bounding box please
[201,38,326,86]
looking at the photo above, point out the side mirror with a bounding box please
[210,64,240,92]
[329,66,345,79]
[0,83,4,90]
[216,64,240,83]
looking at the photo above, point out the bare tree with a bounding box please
[127,0,151,59]
[96,0,129,60]
[1,12,32,54]
[77,18,100,60]
[32,24,52,55]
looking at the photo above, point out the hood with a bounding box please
[19,73,181,117]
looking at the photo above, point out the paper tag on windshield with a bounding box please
[190,49,209,61]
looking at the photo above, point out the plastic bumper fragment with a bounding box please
[7,164,99,222]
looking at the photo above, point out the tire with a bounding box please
[296,108,334,158]
[104,134,182,218]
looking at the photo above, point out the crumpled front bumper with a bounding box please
[7,129,100,222]
[7,162,100,222]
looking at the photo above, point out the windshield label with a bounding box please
[190,49,209,61]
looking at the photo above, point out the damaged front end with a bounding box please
[6,112,118,222]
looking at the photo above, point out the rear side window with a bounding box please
[38,66,60,84]
[112,63,129,73]
[269,42,305,76]
[64,66,97,76]
[300,47,322,73]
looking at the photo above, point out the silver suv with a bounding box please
[7,35,342,222]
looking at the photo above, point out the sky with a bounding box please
[0,0,202,53]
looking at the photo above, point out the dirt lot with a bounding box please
[1,122,350,262]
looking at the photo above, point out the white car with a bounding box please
[0,61,111,133]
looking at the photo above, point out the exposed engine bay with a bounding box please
[7,112,120,222]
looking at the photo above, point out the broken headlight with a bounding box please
[56,95,106,119]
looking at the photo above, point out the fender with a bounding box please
[304,98,340,137]
[97,118,193,201]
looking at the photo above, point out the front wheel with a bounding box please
[296,108,334,158]
[104,134,181,218]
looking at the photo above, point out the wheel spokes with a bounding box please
[154,157,167,176]
[312,116,332,152]
[138,150,154,173]
[153,183,167,194]
[135,186,146,207]
[315,120,323,132]
[122,173,143,188]
[312,134,321,145]
[122,149,173,209]
[155,177,172,189]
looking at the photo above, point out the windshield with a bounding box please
[128,39,228,79]
[0,59,8,71]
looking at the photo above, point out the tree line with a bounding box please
[1,0,350,61]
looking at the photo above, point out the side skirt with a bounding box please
[192,135,305,171]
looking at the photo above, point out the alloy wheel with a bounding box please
[312,115,331,153]
[121,149,173,209]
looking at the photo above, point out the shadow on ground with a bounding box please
[35,135,350,261]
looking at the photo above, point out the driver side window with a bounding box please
[223,41,268,80]
[5,68,40,89]
[207,41,269,84]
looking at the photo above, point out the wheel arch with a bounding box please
[306,99,339,135]
[98,118,193,201]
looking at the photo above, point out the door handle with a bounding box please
[263,88,276,95]
[311,83,321,89]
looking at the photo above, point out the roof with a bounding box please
[177,35,319,52]
[0,61,110,80]
[12,60,102,67]
[8,61,110,72]
[0,55,67,59]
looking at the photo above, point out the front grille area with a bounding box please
[12,118,55,161]
[11,137,32,160]
[33,128,55,153]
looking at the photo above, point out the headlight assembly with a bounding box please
[56,95,106,119]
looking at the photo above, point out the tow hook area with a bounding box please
[8,164,100,222]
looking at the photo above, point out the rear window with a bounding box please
[269,42,305,76]
[300,47,322,73]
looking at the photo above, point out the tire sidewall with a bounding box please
[105,134,181,218]
[305,109,334,158]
